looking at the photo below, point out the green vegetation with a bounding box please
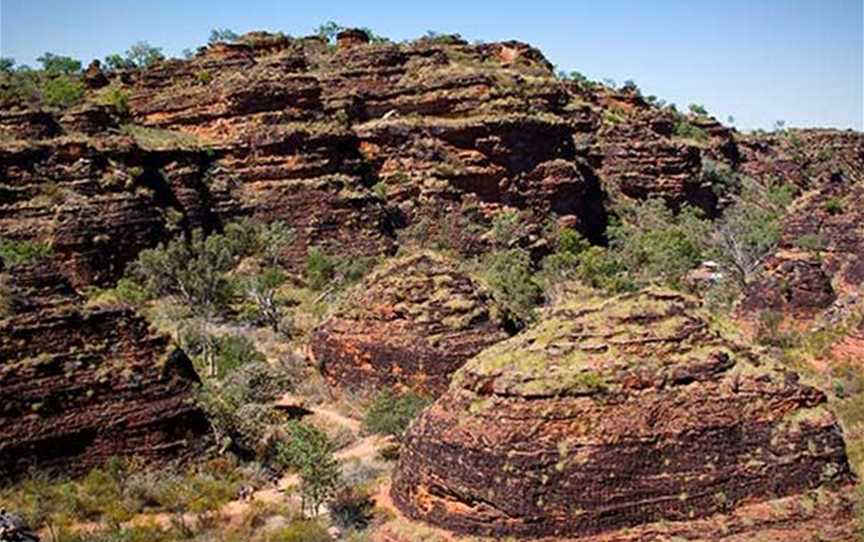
[181,329,265,379]
[304,246,377,292]
[209,28,240,44]
[0,55,84,109]
[673,119,709,144]
[104,41,164,72]
[275,422,341,517]
[482,248,542,328]
[688,103,708,116]
[119,124,209,150]
[362,390,431,438]
[0,237,53,268]
[267,520,331,542]
[824,197,844,216]
[305,247,337,290]
[609,199,707,289]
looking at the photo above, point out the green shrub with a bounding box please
[674,120,709,143]
[239,268,289,332]
[99,87,130,116]
[129,229,245,314]
[608,199,707,289]
[793,233,827,251]
[482,249,541,328]
[41,75,85,108]
[491,210,520,247]
[181,330,265,379]
[329,486,374,530]
[0,238,52,268]
[267,520,331,542]
[362,390,431,438]
[37,53,82,75]
[305,247,336,290]
[688,103,708,116]
[208,28,240,44]
[824,198,844,216]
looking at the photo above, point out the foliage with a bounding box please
[328,486,374,530]
[793,233,826,251]
[129,229,243,314]
[125,42,165,68]
[275,422,341,517]
[824,197,844,216]
[315,21,344,43]
[362,390,431,438]
[98,86,130,116]
[673,120,709,143]
[705,178,793,286]
[608,199,708,289]
[0,57,14,74]
[181,329,266,379]
[37,53,82,75]
[239,267,289,332]
[703,159,740,197]
[305,247,337,290]
[0,238,52,268]
[482,248,542,328]
[266,520,331,542]
[688,103,708,116]
[209,28,240,44]
[197,356,298,455]
[490,210,521,247]
[104,42,164,72]
[755,310,800,349]
[41,74,85,107]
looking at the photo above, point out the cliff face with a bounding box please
[391,289,856,539]
[0,263,208,480]
[311,252,508,395]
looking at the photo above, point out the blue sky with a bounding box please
[1,0,861,131]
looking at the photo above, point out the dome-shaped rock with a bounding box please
[391,288,855,538]
[311,252,508,395]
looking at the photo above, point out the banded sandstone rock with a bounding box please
[0,264,208,481]
[391,288,855,538]
[311,252,508,395]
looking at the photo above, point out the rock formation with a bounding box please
[0,263,209,480]
[392,288,856,538]
[312,252,507,395]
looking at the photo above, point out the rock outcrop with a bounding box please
[392,289,855,538]
[740,130,864,316]
[312,252,507,395]
[0,263,209,480]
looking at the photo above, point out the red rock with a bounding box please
[392,289,855,538]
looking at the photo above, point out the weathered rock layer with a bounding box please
[312,252,507,395]
[391,289,855,538]
[0,264,209,480]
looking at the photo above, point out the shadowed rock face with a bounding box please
[0,264,209,481]
[311,252,508,395]
[391,289,855,538]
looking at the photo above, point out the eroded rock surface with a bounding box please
[392,289,855,538]
[312,252,507,395]
[0,264,208,480]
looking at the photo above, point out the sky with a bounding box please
[0,0,861,131]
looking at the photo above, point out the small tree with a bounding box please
[36,53,82,75]
[363,390,431,438]
[130,229,243,314]
[0,57,15,74]
[241,268,288,333]
[314,21,344,43]
[125,41,164,68]
[483,248,541,328]
[208,28,240,44]
[277,423,341,517]
[688,103,708,116]
[705,179,793,287]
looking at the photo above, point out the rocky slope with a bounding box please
[0,262,208,480]
[311,251,507,395]
[391,288,856,538]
